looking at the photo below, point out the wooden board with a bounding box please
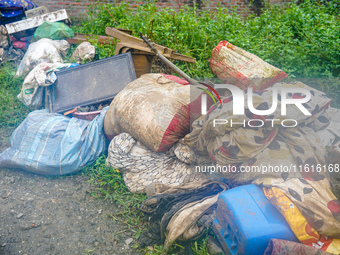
[5,9,70,35]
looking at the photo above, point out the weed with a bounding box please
[77,0,340,79]
[0,63,29,129]
[83,155,146,228]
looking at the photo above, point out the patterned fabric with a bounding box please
[106,133,207,193]
[191,82,340,238]
[0,0,36,18]
[264,239,334,255]
[263,187,340,254]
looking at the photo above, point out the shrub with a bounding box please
[77,0,340,79]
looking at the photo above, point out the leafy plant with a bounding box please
[77,0,340,78]
[75,0,340,106]
[83,155,146,228]
[0,63,28,129]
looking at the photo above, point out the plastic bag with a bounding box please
[70,42,95,64]
[210,41,288,90]
[0,107,108,175]
[15,38,70,77]
[0,25,8,48]
[32,21,74,41]
[17,62,73,110]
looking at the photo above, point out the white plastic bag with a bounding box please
[17,62,72,110]
[15,38,70,77]
[0,25,8,48]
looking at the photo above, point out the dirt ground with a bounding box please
[0,128,140,255]
[1,125,340,255]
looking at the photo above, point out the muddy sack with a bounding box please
[70,42,95,64]
[210,41,288,90]
[104,73,203,152]
[0,107,108,175]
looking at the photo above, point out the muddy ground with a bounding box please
[0,128,140,255]
[1,125,340,255]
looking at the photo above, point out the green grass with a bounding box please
[83,155,147,228]
[74,0,340,107]
[0,63,29,129]
[77,0,340,79]
[82,155,213,254]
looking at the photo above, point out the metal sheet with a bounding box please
[51,52,136,113]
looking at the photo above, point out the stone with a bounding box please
[16,213,24,219]
[125,238,133,245]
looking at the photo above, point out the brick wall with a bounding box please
[34,0,291,21]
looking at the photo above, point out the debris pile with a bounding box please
[0,15,339,254]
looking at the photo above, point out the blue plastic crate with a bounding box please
[213,184,298,255]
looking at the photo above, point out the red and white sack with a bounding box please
[210,41,288,90]
[104,74,204,152]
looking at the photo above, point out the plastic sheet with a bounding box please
[15,38,70,77]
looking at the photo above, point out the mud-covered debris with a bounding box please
[20,220,40,230]
[16,213,24,219]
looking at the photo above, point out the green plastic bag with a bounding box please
[33,21,74,41]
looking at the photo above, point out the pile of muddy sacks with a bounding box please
[104,73,211,193]
[104,42,340,253]
[1,37,340,253]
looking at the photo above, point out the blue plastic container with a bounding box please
[213,184,298,255]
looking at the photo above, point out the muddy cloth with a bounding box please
[0,25,8,47]
[317,107,340,147]
[106,133,207,193]
[139,180,228,250]
[0,46,23,63]
[0,107,108,175]
[264,239,334,255]
[191,81,340,238]
[263,187,340,254]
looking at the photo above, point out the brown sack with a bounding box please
[210,41,288,90]
[104,73,202,152]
